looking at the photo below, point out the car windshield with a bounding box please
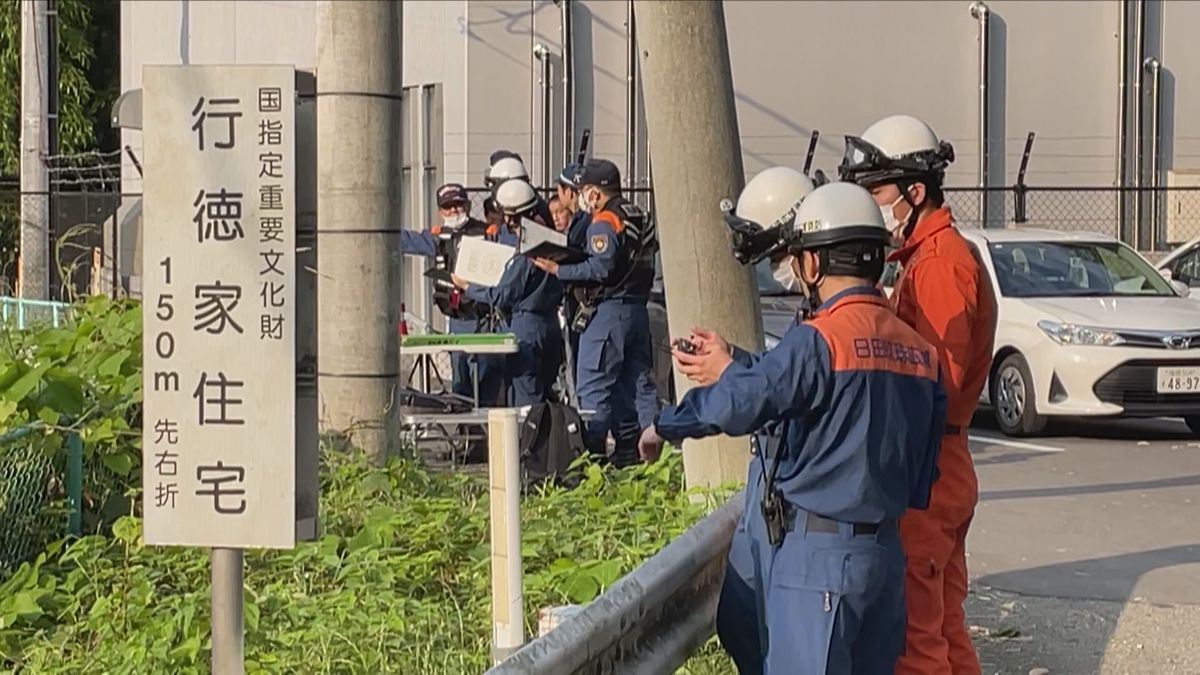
[988,240,1174,298]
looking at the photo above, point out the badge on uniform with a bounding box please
[591,235,608,254]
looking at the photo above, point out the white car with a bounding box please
[1157,234,1200,296]
[954,228,1200,437]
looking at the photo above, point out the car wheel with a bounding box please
[1186,415,1200,437]
[991,353,1047,437]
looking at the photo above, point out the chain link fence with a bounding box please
[0,425,82,575]
[945,186,1200,250]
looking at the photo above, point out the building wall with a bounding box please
[120,0,1199,262]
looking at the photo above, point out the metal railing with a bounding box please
[0,296,74,329]
[488,491,743,674]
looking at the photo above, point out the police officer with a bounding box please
[639,182,947,673]
[399,182,506,420]
[693,166,816,674]
[555,162,660,426]
[533,159,657,467]
[453,180,564,406]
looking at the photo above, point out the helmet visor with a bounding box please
[721,199,801,265]
[838,135,954,186]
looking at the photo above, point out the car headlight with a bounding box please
[1036,320,1125,346]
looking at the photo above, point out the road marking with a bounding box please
[968,434,1065,453]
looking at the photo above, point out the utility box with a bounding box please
[1166,169,1200,244]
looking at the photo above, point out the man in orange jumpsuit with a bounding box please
[840,114,997,675]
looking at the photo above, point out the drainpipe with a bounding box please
[534,44,553,188]
[626,0,638,191]
[1145,57,1162,249]
[557,0,575,163]
[1133,0,1146,247]
[969,1,990,227]
[1117,0,1130,243]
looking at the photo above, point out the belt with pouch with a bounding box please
[782,503,881,536]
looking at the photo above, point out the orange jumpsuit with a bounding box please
[889,207,997,675]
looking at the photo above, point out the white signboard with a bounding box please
[142,65,297,549]
[455,236,515,287]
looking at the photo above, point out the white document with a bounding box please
[518,216,567,254]
[455,236,516,287]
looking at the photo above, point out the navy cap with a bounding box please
[578,158,621,189]
[557,162,584,188]
[436,183,469,207]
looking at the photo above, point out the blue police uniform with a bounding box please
[655,287,946,674]
[465,228,564,406]
[556,162,657,466]
[399,224,505,406]
[564,207,660,427]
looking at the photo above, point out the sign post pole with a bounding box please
[211,547,245,675]
[488,408,524,664]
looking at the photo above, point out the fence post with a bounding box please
[488,408,524,664]
[66,431,82,536]
[1014,132,1036,225]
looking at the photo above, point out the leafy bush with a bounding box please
[0,447,736,673]
[0,296,142,535]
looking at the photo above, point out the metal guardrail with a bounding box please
[488,490,744,675]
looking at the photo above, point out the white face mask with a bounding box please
[442,212,467,229]
[880,189,916,243]
[771,257,802,292]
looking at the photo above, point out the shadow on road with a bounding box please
[980,474,1200,502]
[972,545,1200,672]
[971,409,1196,443]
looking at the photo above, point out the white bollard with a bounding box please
[488,408,524,664]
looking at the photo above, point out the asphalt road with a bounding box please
[965,411,1200,674]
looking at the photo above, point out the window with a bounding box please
[988,241,1174,298]
[1169,245,1200,288]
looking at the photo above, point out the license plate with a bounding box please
[1156,367,1200,394]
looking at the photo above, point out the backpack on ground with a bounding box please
[519,402,586,488]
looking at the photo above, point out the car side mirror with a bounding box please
[1160,267,1175,281]
[1170,279,1192,297]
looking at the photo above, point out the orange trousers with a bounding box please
[896,436,981,675]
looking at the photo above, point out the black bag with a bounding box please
[397,387,473,415]
[520,402,587,487]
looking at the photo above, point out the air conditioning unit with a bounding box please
[1166,169,1200,244]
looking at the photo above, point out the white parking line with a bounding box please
[968,434,1065,453]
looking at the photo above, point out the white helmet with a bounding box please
[486,156,530,190]
[839,114,954,186]
[495,179,538,215]
[722,167,816,265]
[793,182,890,251]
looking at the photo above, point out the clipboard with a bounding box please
[520,241,588,264]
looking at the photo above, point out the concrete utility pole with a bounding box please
[635,0,763,489]
[20,0,49,300]
[316,0,403,463]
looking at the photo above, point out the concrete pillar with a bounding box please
[20,0,49,300]
[316,0,403,462]
[635,0,763,489]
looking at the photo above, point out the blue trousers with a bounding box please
[717,460,768,675]
[570,323,659,427]
[760,514,906,675]
[575,300,653,465]
[448,317,504,405]
[507,311,563,407]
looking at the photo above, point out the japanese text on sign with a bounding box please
[142,65,296,549]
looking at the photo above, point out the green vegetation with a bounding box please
[0,299,739,673]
